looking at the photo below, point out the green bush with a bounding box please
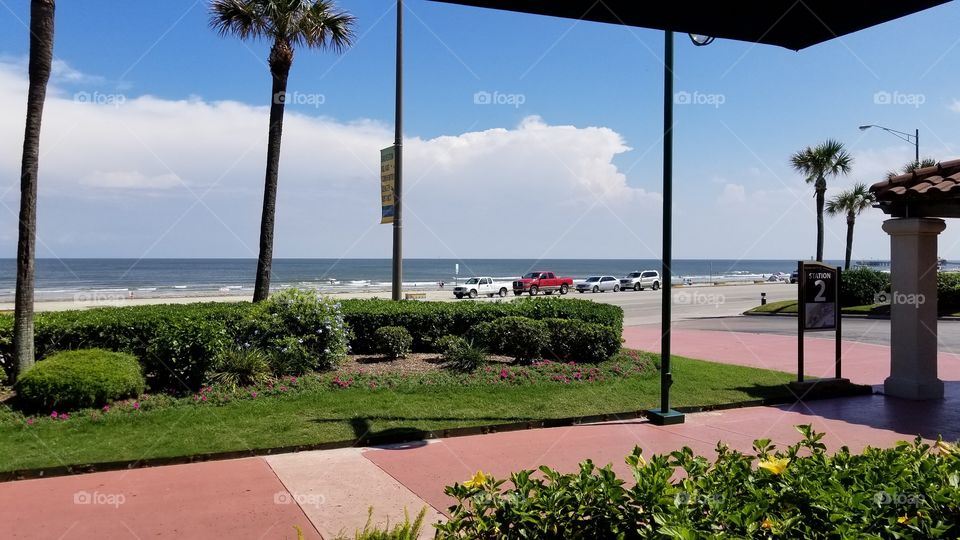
[841,268,890,307]
[374,326,413,359]
[480,317,548,363]
[437,335,485,373]
[205,348,273,390]
[14,349,145,411]
[241,289,349,375]
[542,318,621,363]
[938,272,960,311]
[341,298,622,354]
[437,426,960,539]
[333,507,427,540]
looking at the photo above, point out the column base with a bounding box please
[646,409,685,425]
[883,376,944,400]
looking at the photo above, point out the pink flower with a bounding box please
[50,411,58,419]
[132,402,141,410]
[102,405,110,412]
[250,391,258,398]
[279,386,287,392]
[26,418,34,425]
[201,395,207,402]
[60,413,69,420]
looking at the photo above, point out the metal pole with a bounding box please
[836,266,842,379]
[391,0,403,301]
[647,31,682,425]
[915,128,919,164]
[797,260,804,383]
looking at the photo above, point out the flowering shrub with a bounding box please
[437,426,960,539]
[242,289,349,374]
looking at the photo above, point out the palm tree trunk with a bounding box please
[13,0,55,379]
[252,42,292,303]
[815,176,826,262]
[844,213,855,270]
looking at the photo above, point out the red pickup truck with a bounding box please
[512,271,573,296]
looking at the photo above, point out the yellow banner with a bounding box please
[380,146,395,224]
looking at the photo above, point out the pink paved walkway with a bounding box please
[623,326,960,385]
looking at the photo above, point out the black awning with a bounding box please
[426,1,950,50]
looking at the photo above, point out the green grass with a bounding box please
[0,356,796,472]
[746,300,878,315]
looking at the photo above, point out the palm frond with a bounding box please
[210,0,355,52]
[826,182,875,218]
[210,0,269,40]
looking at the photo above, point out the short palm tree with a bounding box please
[888,158,937,178]
[826,182,876,270]
[14,0,56,379]
[210,0,355,302]
[790,139,853,262]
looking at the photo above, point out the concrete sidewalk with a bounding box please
[3,326,959,539]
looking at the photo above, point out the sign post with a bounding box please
[380,146,396,224]
[796,260,844,384]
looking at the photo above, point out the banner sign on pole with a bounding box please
[380,146,396,224]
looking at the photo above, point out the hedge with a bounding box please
[0,296,623,389]
[14,349,145,411]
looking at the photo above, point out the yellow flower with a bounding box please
[897,515,910,524]
[936,440,956,455]
[463,470,488,489]
[761,518,774,530]
[637,454,647,467]
[758,457,790,475]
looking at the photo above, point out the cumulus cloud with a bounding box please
[0,60,660,258]
[950,100,960,113]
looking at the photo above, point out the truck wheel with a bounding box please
[529,285,539,296]
[592,285,599,293]
[455,294,463,299]
[653,281,660,290]
[559,284,569,295]
[613,284,620,292]
[514,291,522,296]
[469,289,478,299]
[634,283,641,291]
[499,288,508,297]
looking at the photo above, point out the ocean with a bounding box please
[0,258,846,301]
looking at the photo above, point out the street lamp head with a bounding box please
[858,125,873,131]
[688,34,715,46]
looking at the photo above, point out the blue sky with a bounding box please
[0,1,959,260]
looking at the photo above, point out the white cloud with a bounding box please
[0,60,660,258]
[717,183,746,204]
[950,100,960,113]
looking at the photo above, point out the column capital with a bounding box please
[882,217,946,236]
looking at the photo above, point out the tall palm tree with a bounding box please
[790,139,853,261]
[13,0,55,380]
[210,0,355,302]
[826,182,876,270]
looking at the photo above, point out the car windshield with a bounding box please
[465,278,479,284]
[627,273,641,278]
[586,277,600,282]
[522,273,540,279]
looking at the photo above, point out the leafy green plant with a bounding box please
[242,289,349,374]
[14,349,145,411]
[541,318,621,363]
[205,348,273,390]
[334,506,427,540]
[841,267,890,307]
[437,335,485,372]
[480,317,549,363]
[374,326,413,359]
[437,426,960,539]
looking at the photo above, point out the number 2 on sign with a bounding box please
[814,279,826,302]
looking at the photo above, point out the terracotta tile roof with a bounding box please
[870,158,960,208]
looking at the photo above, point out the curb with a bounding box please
[0,388,870,483]
[743,310,960,321]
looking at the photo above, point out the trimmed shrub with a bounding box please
[938,272,960,311]
[437,426,960,539]
[542,318,621,363]
[205,348,273,390]
[437,335,485,373]
[481,317,548,363]
[14,349,145,411]
[241,289,349,375]
[840,267,890,307]
[374,326,413,359]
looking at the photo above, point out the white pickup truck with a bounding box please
[453,277,512,299]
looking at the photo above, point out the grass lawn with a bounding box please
[0,354,796,473]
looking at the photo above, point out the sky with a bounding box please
[1,1,959,261]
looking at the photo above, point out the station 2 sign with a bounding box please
[801,262,838,331]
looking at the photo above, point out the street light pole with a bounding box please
[391,0,403,301]
[858,124,919,165]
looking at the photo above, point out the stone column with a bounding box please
[882,217,945,400]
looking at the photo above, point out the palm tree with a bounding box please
[13,0,55,380]
[790,139,853,262]
[888,157,937,179]
[210,0,355,302]
[826,183,876,270]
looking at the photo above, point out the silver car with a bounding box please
[619,270,661,291]
[576,275,620,293]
